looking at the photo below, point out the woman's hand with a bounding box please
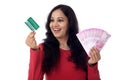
[25,31,38,49]
[88,47,101,65]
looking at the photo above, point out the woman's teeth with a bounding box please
[54,28,61,31]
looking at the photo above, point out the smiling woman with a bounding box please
[25,4,101,80]
[49,9,69,41]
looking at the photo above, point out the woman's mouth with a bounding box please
[53,28,61,33]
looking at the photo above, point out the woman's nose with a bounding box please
[53,21,58,27]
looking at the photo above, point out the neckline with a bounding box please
[60,48,70,52]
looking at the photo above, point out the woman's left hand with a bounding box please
[88,47,101,65]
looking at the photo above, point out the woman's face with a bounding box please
[49,9,68,39]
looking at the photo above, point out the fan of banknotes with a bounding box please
[76,28,111,56]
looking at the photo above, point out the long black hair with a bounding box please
[42,4,88,73]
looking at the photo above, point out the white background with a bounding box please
[0,0,120,80]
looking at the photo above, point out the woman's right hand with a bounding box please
[25,31,38,49]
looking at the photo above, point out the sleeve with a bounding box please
[28,44,44,80]
[87,63,101,80]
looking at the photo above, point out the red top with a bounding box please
[28,44,101,80]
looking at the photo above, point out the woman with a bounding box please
[26,4,101,80]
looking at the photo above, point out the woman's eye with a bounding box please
[50,19,54,22]
[58,19,64,22]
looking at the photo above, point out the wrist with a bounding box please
[88,62,97,66]
[31,46,39,50]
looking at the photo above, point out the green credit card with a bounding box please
[25,17,40,31]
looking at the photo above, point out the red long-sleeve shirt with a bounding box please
[28,44,101,80]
